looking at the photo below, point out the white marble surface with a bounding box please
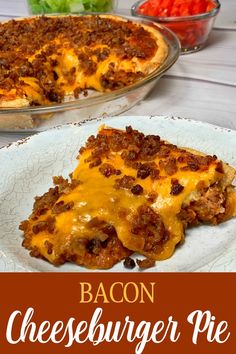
[0,0,235,148]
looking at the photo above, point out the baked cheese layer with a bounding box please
[0,15,168,108]
[20,126,236,269]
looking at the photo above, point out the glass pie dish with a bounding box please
[0,15,180,132]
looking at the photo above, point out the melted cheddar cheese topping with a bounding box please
[0,15,168,108]
[20,126,236,269]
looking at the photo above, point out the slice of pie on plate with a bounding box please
[19,126,236,269]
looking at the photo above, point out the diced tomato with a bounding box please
[161,0,172,8]
[148,0,162,16]
[170,4,180,17]
[137,0,216,17]
[179,4,191,16]
[159,0,172,16]
[206,2,216,12]
[192,1,207,15]
[139,2,155,16]
[137,0,217,51]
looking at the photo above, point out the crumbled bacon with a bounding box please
[136,258,156,269]
[136,162,158,180]
[139,135,161,159]
[99,163,121,177]
[19,220,29,232]
[137,163,151,179]
[170,179,184,196]
[131,184,144,195]
[121,150,138,161]
[44,240,53,255]
[131,205,169,253]
[114,175,135,189]
[147,192,158,203]
[89,157,102,168]
[33,186,60,217]
[123,257,136,269]
[32,216,55,234]
[52,201,74,214]
[159,157,178,176]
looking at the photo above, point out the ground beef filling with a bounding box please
[178,184,227,226]
[131,205,169,254]
[69,218,132,269]
[27,231,131,269]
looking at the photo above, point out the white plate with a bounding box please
[0,115,236,272]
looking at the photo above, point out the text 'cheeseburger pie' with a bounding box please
[19,126,236,269]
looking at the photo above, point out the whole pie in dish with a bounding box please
[19,126,236,269]
[0,14,168,108]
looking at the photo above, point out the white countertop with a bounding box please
[0,0,235,148]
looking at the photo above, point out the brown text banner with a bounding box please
[0,273,235,354]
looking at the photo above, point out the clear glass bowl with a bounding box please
[131,0,221,54]
[27,0,117,14]
[0,15,180,132]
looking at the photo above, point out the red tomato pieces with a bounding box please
[137,0,217,51]
[138,0,217,17]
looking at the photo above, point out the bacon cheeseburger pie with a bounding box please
[0,15,168,108]
[20,126,236,269]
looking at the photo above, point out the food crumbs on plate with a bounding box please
[136,258,156,269]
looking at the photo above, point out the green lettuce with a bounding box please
[28,0,114,14]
